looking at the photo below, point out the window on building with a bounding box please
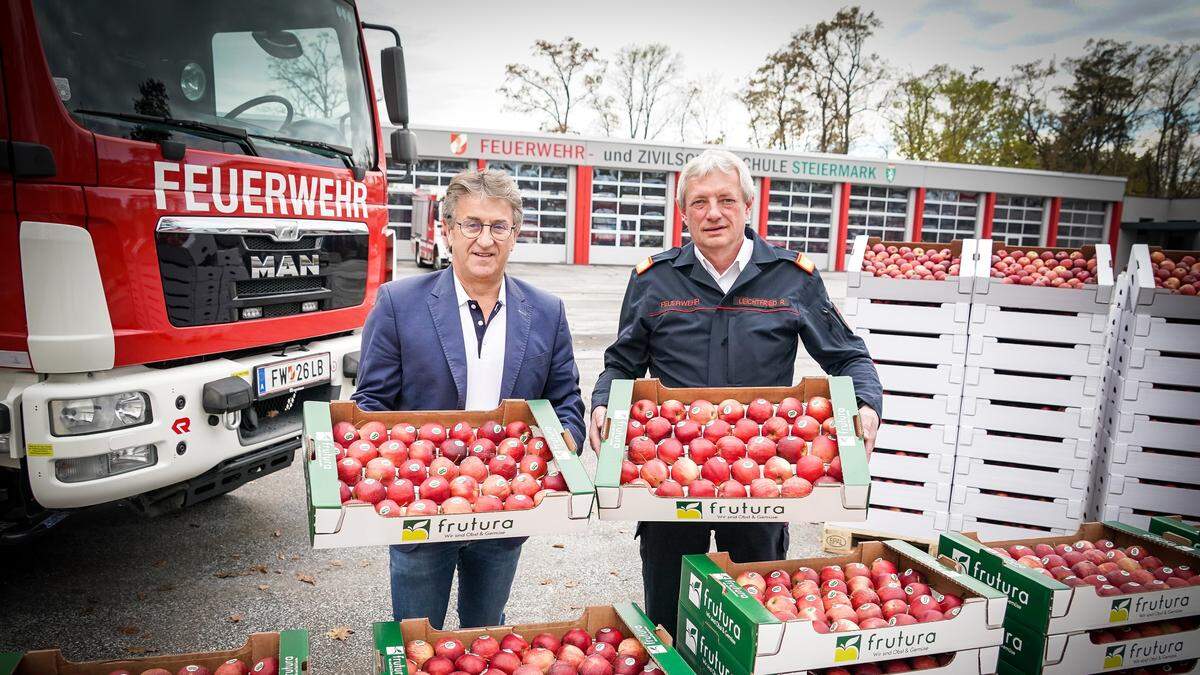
[413,158,471,189]
[766,180,834,253]
[385,159,417,240]
[591,168,668,248]
[488,162,569,246]
[1058,199,1107,249]
[992,194,1044,248]
[922,189,979,243]
[847,185,908,250]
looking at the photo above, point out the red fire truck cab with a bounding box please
[0,0,416,539]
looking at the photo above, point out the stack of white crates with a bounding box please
[1094,245,1200,529]
[948,240,1114,540]
[836,236,976,540]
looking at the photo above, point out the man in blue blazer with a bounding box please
[353,169,585,628]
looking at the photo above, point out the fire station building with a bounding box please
[384,125,1188,270]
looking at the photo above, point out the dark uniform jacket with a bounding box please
[592,227,883,417]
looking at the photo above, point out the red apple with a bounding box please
[795,455,824,482]
[670,457,700,485]
[686,437,717,464]
[731,458,761,484]
[543,472,568,492]
[674,420,702,445]
[718,480,747,498]
[656,438,685,465]
[687,400,717,424]
[478,421,506,444]
[627,437,657,464]
[811,434,838,463]
[732,418,760,443]
[505,494,535,510]
[630,399,658,424]
[749,478,780,498]
[489,455,519,480]
[563,628,592,652]
[746,436,778,464]
[472,636,501,660]
[806,396,832,422]
[337,457,364,484]
[777,397,804,422]
[656,479,685,497]
[643,417,672,443]
[408,439,437,465]
[687,479,716,497]
[378,440,408,464]
[438,495,471,514]
[717,399,745,423]
[469,439,497,463]
[659,400,686,423]
[701,457,731,483]
[419,422,448,444]
[715,436,747,463]
[764,456,793,482]
[390,423,418,444]
[640,459,670,487]
[333,421,358,444]
[429,456,459,481]
[620,459,640,485]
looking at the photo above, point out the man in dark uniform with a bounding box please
[588,149,882,635]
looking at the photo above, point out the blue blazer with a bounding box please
[352,268,586,448]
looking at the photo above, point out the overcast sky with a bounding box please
[359,0,1199,159]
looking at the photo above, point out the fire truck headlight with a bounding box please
[55,444,158,483]
[50,391,151,436]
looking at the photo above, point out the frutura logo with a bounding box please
[435,516,515,534]
[967,557,1031,606]
[676,500,703,520]
[706,502,786,517]
[401,519,430,541]
[834,635,861,663]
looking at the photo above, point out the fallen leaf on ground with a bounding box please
[326,626,354,641]
[229,613,244,623]
[330,559,344,567]
[251,564,268,574]
[358,560,370,568]
[257,584,271,591]
[125,647,156,655]
[565,580,578,588]
[295,572,316,585]
[118,626,139,636]
[552,544,565,549]
[273,529,282,538]
[539,579,553,585]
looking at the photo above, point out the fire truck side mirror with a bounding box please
[381,46,409,127]
[390,129,418,167]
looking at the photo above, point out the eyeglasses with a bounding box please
[453,220,516,240]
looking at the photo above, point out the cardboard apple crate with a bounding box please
[953,457,1092,502]
[949,486,1086,534]
[857,329,969,368]
[1096,476,1200,524]
[999,619,1200,674]
[1123,245,1200,322]
[0,631,307,675]
[959,397,1097,442]
[1104,410,1200,454]
[876,362,966,398]
[868,447,955,485]
[875,421,960,457]
[1119,312,1200,355]
[962,367,1103,409]
[882,391,962,427]
[1150,515,1200,548]
[1099,441,1200,484]
[937,521,1200,636]
[302,399,595,548]
[843,296,972,336]
[1106,376,1200,422]
[1098,503,1199,532]
[966,303,1113,348]
[972,239,1116,315]
[1109,342,1200,389]
[828,507,952,548]
[965,335,1108,378]
[847,236,978,303]
[593,377,870,523]
[371,603,694,675]
[676,540,1007,674]
[871,478,952,512]
[955,428,1094,473]
[948,514,1078,541]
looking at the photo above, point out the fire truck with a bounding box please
[0,0,417,540]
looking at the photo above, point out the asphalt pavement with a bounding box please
[0,259,847,673]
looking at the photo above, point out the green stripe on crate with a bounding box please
[828,376,869,487]
[528,399,594,495]
[373,621,408,675]
[0,653,21,675]
[614,602,697,675]
[279,629,309,674]
[595,380,634,489]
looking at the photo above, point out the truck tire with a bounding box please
[433,246,446,270]
[415,242,429,269]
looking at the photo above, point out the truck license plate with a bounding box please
[255,352,330,398]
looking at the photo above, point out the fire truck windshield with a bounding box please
[32,0,377,173]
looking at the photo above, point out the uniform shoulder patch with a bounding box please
[635,257,655,275]
[636,247,680,275]
[795,254,815,274]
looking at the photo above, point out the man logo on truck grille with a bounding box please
[402,519,431,541]
[687,574,703,608]
[1109,598,1131,623]
[1103,645,1126,669]
[676,500,703,520]
[834,635,862,663]
[684,619,699,654]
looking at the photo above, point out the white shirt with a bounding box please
[453,273,507,410]
[694,234,755,294]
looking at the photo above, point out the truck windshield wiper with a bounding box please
[73,109,259,155]
[249,134,364,179]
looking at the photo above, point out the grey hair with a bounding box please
[442,169,524,225]
[676,149,756,206]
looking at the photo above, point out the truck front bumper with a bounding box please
[14,333,360,509]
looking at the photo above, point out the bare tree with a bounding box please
[678,74,733,144]
[589,43,681,139]
[269,33,347,118]
[812,7,888,154]
[1144,44,1200,197]
[499,37,602,133]
[742,36,810,150]
[1006,60,1060,169]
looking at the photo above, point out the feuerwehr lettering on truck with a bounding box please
[154,161,368,218]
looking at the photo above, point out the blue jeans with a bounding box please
[389,536,527,628]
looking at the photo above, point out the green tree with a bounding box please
[499,37,602,133]
[742,33,810,150]
[1141,44,1200,197]
[813,6,887,154]
[887,66,944,161]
